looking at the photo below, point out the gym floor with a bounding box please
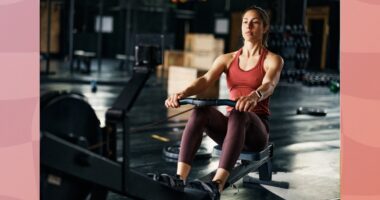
[41,60,340,200]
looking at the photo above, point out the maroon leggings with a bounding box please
[178,107,269,172]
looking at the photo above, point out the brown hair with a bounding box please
[242,5,270,47]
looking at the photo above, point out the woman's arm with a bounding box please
[180,55,227,97]
[165,54,229,108]
[235,53,284,112]
[254,53,284,101]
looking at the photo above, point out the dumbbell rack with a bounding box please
[269,24,311,70]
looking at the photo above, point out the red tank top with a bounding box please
[226,48,270,115]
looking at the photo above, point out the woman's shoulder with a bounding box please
[264,50,284,64]
[217,50,240,62]
[212,51,240,71]
[263,50,284,70]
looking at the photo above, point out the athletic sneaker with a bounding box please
[147,173,185,190]
[187,179,220,200]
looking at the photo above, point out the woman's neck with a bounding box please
[242,40,263,57]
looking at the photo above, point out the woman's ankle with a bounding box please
[212,179,224,192]
[177,162,191,181]
[176,174,187,183]
[212,168,230,192]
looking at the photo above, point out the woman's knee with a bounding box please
[191,106,213,119]
[229,109,249,123]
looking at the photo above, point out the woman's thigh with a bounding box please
[203,109,268,151]
[243,113,269,152]
[202,107,229,145]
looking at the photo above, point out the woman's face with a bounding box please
[241,10,267,42]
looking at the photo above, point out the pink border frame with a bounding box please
[1,0,380,199]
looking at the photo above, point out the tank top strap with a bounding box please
[228,48,242,71]
[233,48,243,62]
[258,48,268,68]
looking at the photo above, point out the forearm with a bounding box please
[180,77,211,97]
[250,82,275,102]
[247,53,283,103]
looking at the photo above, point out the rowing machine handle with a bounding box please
[179,98,236,107]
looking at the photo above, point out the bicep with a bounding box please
[202,55,227,83]
[262,55,284,86]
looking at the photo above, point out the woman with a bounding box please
[163,5,283,199]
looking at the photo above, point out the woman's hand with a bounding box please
[165,92,185,108]
[235,92,260,112]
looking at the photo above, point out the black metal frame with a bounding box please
[200,144,274,190]
[40,133,209,200]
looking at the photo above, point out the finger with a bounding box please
[241,101,248,112]
[239,97,249,111]
[235,97,243,111]
[249,105,255,112]
[174,100,179,108]
[237,100,245,112]
[170,95,177,106]
[235,99,241,111]
[249,101,257,112]
[168,100,173,108]
[168,97,175,108]
[166,98,173,108]
[174,95,180,107]
[243,102,251,112]
[171,99,177,108]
